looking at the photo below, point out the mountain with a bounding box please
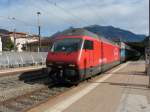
[0,29,9,34]
[84,25,146,43]
[50,31,61,39]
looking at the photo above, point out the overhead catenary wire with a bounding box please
[32,0,78,26]
[45,0,90,25]
[13,18,36,27]
[1,0,81,32]
[86,0,101,15]
[29,0,80,36]
[0,2,78,36]
[82,0,106,24]
[0,0,106,36]
[0,15,37,34]
[0,16,36,27]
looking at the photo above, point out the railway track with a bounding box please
[0,62,129,112]
[0,84,70,112]
[0,69,71,112]
[0,63,119,112]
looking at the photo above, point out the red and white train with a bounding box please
[46,28,120,84]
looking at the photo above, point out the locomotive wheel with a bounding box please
[63,69,81,85]
[49,69,60,82]
[71,75,81,86]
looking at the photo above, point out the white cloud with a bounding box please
[0,0,148,36]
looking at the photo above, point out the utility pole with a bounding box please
[8,17,16,51]
[37,12,41,52]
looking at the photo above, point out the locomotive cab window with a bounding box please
[51,38,82,52]
[84,40,93,50]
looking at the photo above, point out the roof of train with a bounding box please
[54,28,119,46]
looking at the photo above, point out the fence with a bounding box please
[0,52,48,69]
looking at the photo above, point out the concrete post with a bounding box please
[147,57,150,88]
[149,69,150,88]
[148,56,150,88]
[145,38,150,88]
[147,36,150,88]
[0,36,2,52]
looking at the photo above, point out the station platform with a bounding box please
[28,61,150,112]
[0,65,45,75]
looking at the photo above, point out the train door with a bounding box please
[83,40,94,77]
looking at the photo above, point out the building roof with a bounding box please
[0,33,9,37]
[27,38,51,45]
[9,32,28,35]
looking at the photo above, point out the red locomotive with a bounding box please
[46,28,120,84]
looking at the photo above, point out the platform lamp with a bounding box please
[10,17,16,51]
[37,11,41,52]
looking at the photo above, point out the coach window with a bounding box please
[84,40,93,50]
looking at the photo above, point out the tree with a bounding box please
[6,38,14,51]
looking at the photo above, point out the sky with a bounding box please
[0,0,149,36]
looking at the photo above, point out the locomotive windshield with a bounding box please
[51,38,82,52]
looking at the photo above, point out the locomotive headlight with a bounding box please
[68,64,76,67]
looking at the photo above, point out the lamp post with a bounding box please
[13,28,16,51]
[37,12,41,52]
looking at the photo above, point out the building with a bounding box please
[27,37,51,52]
[9,31,52,52]
[9,32,38,52]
